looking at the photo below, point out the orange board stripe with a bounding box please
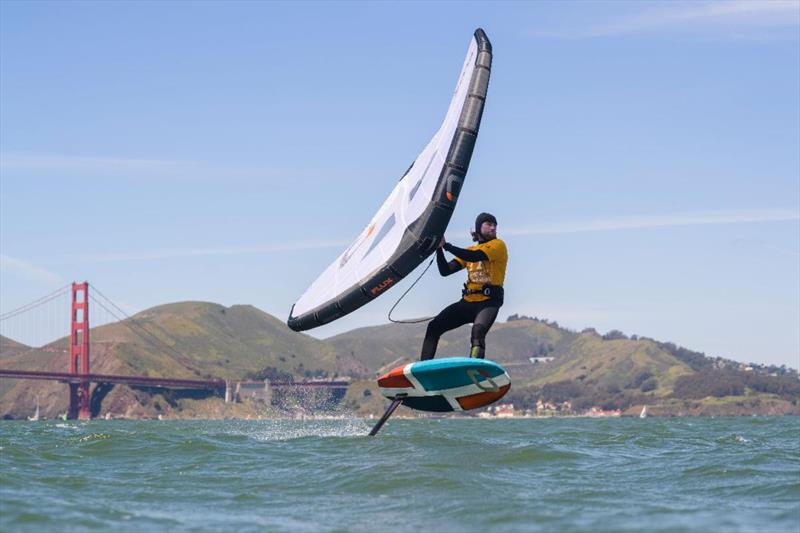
[456,384,511,410]
[378,367,413,389]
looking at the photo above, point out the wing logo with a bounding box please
[370,277,396,296]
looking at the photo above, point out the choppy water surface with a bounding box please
[2,417,798,532]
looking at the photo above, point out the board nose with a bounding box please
[377,367,413,388]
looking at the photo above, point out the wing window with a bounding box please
[364,214,396,257]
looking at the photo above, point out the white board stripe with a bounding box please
[380,370,510,400]
[403,363,424,392]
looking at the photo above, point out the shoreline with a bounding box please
[5,412,799,422]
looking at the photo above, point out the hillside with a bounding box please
[1,304,797,419]
[88,301,363,380]
[327,317,693,388]
[327,315,799,415]
[0,335,30,358]
[0,302,365,419]
[325,316,569,376]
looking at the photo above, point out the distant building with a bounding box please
[529,357,555,364]
[495,403,515,418]
[586,406,621,417]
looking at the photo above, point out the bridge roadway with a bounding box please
[0,369,349,391]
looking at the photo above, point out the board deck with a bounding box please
[377,357,511,412]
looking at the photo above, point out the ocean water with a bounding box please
[1,417,798,532]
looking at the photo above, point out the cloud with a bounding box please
[65,240,350,263]
[0,255,64,285]
[529,1,800,39]
[0,151,311,184]
[58,208,799,263]
[503,208,800,236]
[0,151,197,177]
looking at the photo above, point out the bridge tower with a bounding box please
[68,282,91,419]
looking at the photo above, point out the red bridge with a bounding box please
[0,369,227,390]
[0,282,348,419]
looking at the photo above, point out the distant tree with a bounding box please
[657,342,712,371]
[673,370,745,399]
[540,380,584,402]
[600,399,621,411]
[534,343,555,357]
[640,379,657,393]
[673,367,800,400]
[741,372,800,397]
[506,387,540,409]
[602,330,628,341]
[244,366,294,382]
[625,371,652,389]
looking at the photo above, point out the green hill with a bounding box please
[329,315,799,415]
[0,302,364,419]
[1,304,797,419]
[326,317,690,388]
[0,335,31,358]
[87,301,361,380]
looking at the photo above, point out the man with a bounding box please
[420,212,508,360]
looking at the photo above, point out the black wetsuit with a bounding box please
[420,242,505,360]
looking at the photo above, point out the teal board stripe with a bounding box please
[410,357,505,391]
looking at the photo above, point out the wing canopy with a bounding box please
[288,29,492,332]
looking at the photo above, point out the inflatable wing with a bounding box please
[288,29,492,332]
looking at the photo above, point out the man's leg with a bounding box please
[470,305,500,358]
[421,301,472,360]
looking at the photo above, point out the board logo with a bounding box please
[370,277,396,296]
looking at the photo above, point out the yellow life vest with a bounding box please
[453,238,508,302]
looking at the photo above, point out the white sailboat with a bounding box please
[640,405,648,418]
[28,397,40,421]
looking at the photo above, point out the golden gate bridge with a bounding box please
[0,282,347,419]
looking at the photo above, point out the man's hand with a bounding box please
[438,238,446,250]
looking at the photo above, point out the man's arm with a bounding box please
[444,242,489,262]
[437,248,463,276]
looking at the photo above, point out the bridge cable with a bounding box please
[88,288,198,370]
[88,295,199,371]
[0,284,71,322]
[89,287,190,352]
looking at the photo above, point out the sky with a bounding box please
[1,1,798,369]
